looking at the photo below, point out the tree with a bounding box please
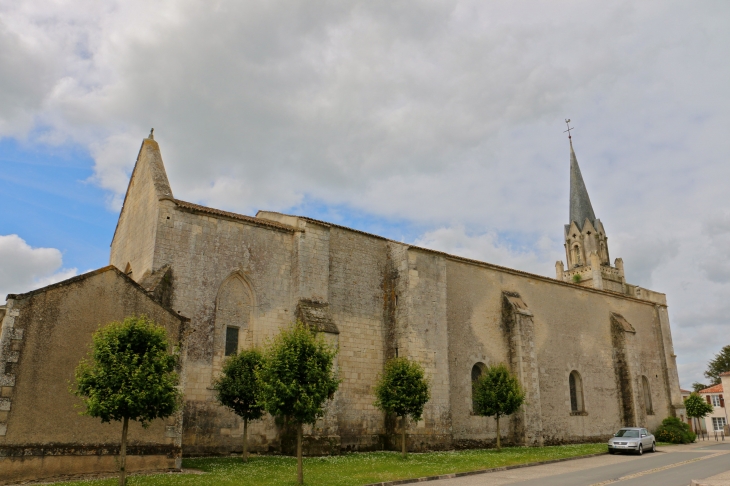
[257,322,339,484]
[685,392,714,438]
[374,357,431,458]
[705,344,730,385]
[213,349,265,462]
[692,382,709,393]
[72,316,181,486]
[472,363,525,450]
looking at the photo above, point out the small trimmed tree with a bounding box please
[685,392,713,437]
[374,357,431,458]
[257,322,339,484]
[472,363,525,450]
[72,316,181,486]
[213,349,265,462]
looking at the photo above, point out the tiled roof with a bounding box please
[680,389,691,393]
[171,199,295,232]
[720,371,730,377]
[699,384,723,394]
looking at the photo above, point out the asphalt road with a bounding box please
[428,442,730,486]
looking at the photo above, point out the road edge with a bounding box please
[363,451,608,486]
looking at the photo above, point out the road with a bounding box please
[427,442,730,486]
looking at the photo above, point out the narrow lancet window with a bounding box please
[471,362,486,411]
[569,370,584,413]
[225,326,239,356]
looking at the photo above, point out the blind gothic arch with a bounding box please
[642,375,653,415]
[569,370,585,413]
[215,272,256,358]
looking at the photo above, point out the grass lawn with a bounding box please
[56,443,606,486]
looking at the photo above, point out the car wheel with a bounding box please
[637,444,643,455]
[651,442,656,453]
[608,449,615,455]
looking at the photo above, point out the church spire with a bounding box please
[566,122,596,229]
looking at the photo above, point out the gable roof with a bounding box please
[170,198,295,232]
[699,384,723,394]
[6,265,188,322]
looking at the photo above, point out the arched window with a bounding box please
[642,376,653,415]
[572,245,582,267]
[569,370,584,413]
[471,362,486,411]
[600,241,608,263]
[216,274,254,357]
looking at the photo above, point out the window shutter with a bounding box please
[706,395,712,405]
[721,394,725,408]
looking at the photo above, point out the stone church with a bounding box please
[0,132,684,482]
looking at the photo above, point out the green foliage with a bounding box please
[52,444,609,486]
[72,315,180,426]
[692,382,709,393]
[704,344,730,384]
[257,321,339,425]
[374,357,431,422]
[572,274,582,283]
[654,416,696,444]
[472,363,525,419]
[214,349,265,421]
[684,392,713,419]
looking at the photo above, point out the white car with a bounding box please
[607,427,656,455]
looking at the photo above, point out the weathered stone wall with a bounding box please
[110,138,172,280]
[152,200,297,455]
[326,226,390,451]
[0,267,186,485]
[444,257,676,446]
[101,136,682,456]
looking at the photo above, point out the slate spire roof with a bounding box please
[569,139,597,230]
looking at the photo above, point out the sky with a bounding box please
[1,0,729,389]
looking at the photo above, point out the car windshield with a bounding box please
[615,429,639,438]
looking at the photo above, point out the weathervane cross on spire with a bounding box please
[564,119,574,140]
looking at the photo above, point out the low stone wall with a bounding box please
[0,450,179,485]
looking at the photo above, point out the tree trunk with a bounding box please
[119,416,129,486]
[401,415,407,458]
[297,422,303,484]
[242,417,248,462]
[495,415,501,451]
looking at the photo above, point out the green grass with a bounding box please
[55,443,605,486]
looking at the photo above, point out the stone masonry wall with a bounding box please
[0,267,185,485]
[110,138,172,280]
[152,200,297,455]
[444,257,676,446]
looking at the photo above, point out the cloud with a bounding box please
[414,225,557,277]
[0,234,77,302]
[1,0,729,386]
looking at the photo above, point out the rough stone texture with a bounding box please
[0,266,186,485]
[105,137,683,454]
[7,135,681,462]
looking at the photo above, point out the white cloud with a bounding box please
[0,235,77,302]
[0,0,729,385]
[414,225,557,277]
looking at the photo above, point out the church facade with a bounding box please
[107,134,684,454]
[0,132,686,481]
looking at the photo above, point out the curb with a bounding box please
[363,452,608,486]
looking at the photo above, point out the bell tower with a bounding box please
[555,121,625,292]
